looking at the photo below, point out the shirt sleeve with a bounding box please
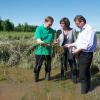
[34,26,41,39]
[87,30,97,48]
[81,29,95,49]
[74,29,96,50]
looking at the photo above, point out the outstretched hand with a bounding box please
[72,48,82,54]
[64,44,72,48]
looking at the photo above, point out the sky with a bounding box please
[0,0,100,31]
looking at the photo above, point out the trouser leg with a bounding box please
[44,55,51,80]
[60,53,68,79]
[34,55,44,82]
[68,57,77,83]
[79,52,93,94]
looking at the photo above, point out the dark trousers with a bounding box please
[79,52,93,84]
[34,55,51,73]
[61,51,77,78]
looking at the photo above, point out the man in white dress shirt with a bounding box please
[64,15,97,94]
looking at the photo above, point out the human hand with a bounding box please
[64,44,72,48]
[53,39,58,44]
[72,48,81,54]
[37,39,44,44]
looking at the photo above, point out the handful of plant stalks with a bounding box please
[27,42,64,55]
[52,43,64,55]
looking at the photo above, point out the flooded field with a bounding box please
[0,67,100,100]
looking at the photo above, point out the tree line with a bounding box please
[0,18,37,32]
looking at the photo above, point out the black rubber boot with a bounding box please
[61,70,64,80]
[81,81,89,94]
[45,72,50,81]
[60,69,67,80]
[34,73,39,82]
[72,75,77,84]
[71,68,77,84]
[87,79,91,91]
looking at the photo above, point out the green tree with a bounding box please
[2,19,14,31]
[24,22,28,32]
[15,24,22,32]
[15,23,37,32]
[0,17,3,31]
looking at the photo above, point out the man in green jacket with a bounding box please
[34,16,55,82]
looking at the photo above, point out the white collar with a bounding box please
[82,24,87,29]
[80,24,87,32]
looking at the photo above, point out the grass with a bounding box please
[0,32,100,100]
[0,32,35,68]
[0,73,7,81]
[0,31,33,37]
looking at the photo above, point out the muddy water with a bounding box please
[0,67,100,100]
[0,80,100,100]
[0,82,31,100]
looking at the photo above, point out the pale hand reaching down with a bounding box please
[37,39,44,44]
[64,43,74,48]
[64,43,83,54]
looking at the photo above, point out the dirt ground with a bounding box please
[0,67,100,100]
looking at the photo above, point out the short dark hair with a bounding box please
[45,16,54,23]
[60,17,70,27]
[74,15,86,23]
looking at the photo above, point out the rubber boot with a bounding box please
[34,73,39,82]
[45,72,50,81]
[81,80,89,94]
[72,75,77,84]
